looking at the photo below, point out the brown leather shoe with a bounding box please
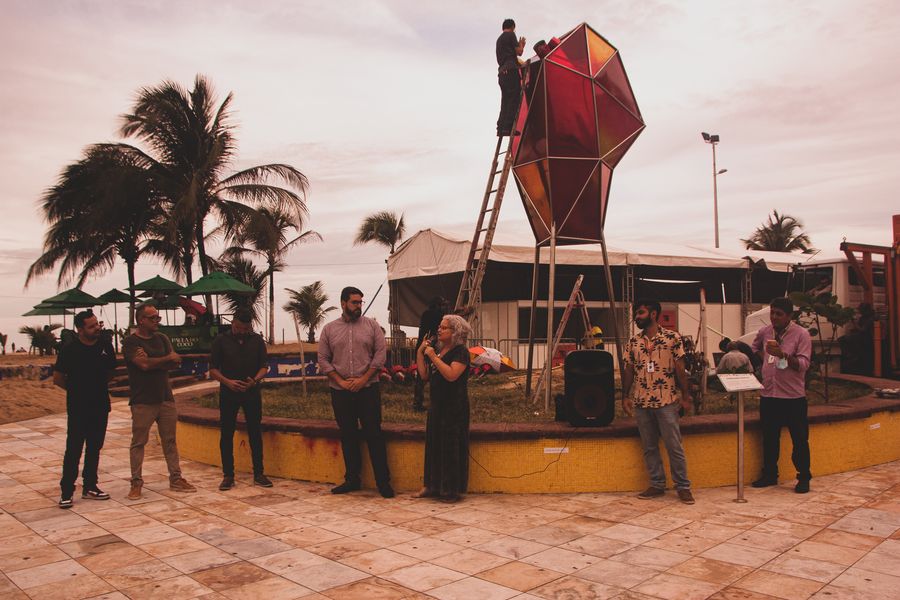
[677,489,696,504]
[637,486,665,499]
[126,482,142,500]
[170,478,197,493]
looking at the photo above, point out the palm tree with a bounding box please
[111,74,309,288]
[742,210,815,253]
[19,324,62,356]
[354,211,406,338]
[354,211,406,254]
[283,281,336,343]
[224,206,321,344]
[25,145,165,326]
[216,255,267,326]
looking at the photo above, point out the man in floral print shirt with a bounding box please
[622,299,695,504]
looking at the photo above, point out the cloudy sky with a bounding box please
[1,0,898,348]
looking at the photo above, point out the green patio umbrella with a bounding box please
[98,288,133,351]
[98,288,132,303]
[131,275,183,293]
[178,271,256,296]
[41,288,107,308]
[23,304,75,316]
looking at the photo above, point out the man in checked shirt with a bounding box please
[318,286,394,498]
[622,299,695,504]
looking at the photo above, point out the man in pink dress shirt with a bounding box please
[751,297,813,493]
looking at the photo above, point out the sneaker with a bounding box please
[253,475,274,488]
[795,480,810,494]
[677,489,696,505]
[219,476,235,491]
[58,495,73,509]
[126,482,142,501]
[752,477,778,488]
[82,488,110,500]
[170,478,197,493]
[637,486,665,499]
[378,484,395,499]
[331,481,361,494]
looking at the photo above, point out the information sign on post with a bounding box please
[717,374,763,503]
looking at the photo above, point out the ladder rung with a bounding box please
[489,188,498,194]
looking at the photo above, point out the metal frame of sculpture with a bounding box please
[511,23,645,407]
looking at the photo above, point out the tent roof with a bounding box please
[387,229,827,280]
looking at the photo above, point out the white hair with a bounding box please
[439,314,472,350]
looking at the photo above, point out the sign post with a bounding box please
[718,373,764,503]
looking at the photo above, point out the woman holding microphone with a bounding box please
[415,314,472,503]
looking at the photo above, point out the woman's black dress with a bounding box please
[423,344,470,496]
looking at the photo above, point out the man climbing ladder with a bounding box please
[496,18,525,136]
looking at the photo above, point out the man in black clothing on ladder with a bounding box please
[496,18,525,136]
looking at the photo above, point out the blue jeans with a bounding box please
[634,402,691,490]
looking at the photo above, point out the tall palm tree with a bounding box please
[354,211,405,338]
[742,210,815,253]
[218,255,267,326]
[283,281,336,343]
[25,145,165,326]
[224,206,321,343]
[354,211,406,254]
[111,74,309,289]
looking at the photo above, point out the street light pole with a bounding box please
[701,132,723,248]
[711,141,719,248]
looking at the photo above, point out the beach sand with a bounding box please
[0,342,314,424]
[0,379,65,424]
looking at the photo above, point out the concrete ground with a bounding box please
[1,402,898,600]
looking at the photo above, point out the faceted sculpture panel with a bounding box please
[513,22,644,245]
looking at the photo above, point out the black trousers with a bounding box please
[220,394,264,477]
[759,396,811,481]
[60,410,109,496]
[331,385,391,486]
[497,71,521,134]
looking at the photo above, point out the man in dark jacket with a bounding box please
[209,308,271,490]
[54,310,117,508]
[496,18,526,136]
[413,296,447,411]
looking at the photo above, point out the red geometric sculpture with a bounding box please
[512,23,644,245]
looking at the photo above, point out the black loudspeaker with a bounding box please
[563,350,615,427]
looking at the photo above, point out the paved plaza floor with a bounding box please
[1,403,899,599]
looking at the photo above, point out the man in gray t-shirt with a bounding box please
[124,302,195,500]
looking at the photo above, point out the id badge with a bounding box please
[646,362,655,373]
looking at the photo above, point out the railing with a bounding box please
[385,337,498,368]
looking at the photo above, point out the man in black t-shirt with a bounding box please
[496,18,526,136]
[53,310,117,508]
[209,308,270,491]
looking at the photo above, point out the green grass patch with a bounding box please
[194,372,871,424]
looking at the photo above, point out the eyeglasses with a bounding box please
[142,315,162,322]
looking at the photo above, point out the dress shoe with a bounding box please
[378,484,395,499]
[677,489,696,505]
[752,477,778,488]
[331,481,361,494]
[795,480,810,494]
[170,478,197,493]
[219,476,235,491]
[254,474,274,488]
[637,486,665,499]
